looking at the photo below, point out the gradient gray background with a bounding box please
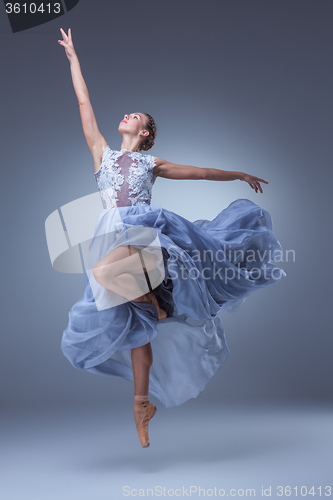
[0,2,332,496]
[1,0,332,406]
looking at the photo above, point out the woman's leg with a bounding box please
[131,342,156,446]
[92,245,167,319]
[98,272,150,301]
[96,272,167,319]
[93,244,158,280]
[131,342,153,396]
[92,245,156,297]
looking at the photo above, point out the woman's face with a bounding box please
[118,112,148,139]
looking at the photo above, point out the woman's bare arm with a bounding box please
[154,159,206,180]
[154,158,268,193]
[58,28,107,169]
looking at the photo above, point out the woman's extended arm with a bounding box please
[58,28,89,105]
[58,28,106,166]
[154,158,268,193]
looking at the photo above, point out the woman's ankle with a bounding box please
[132,294,149,303]
[147,292,167,320]
[134,394,149,403]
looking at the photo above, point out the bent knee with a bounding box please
[92,264,114,285]
[92,262,119,284]
[92,265,103,284]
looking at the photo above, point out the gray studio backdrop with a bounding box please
[0,0,332,409]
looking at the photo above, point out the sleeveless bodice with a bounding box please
[94,146,157,209]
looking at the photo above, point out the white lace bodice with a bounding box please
[94,146,157,208]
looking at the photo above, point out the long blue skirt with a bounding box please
[61,199,286,408]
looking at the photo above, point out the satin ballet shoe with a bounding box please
[134,402,157,448]
[146,292,167,321]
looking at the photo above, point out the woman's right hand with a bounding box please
[58,28,76,61]
[242,173,268,193]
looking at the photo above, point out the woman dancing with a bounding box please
[58,28,286,448]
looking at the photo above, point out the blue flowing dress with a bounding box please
[61,146,286,408]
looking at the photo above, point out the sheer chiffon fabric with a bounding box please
[61,198,286,408]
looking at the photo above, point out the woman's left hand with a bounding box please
[242,173,268,193]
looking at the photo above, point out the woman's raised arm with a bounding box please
[58,28,107,168]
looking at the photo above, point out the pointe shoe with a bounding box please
[134,402,157,448]
[137,403,157,448]
[147,292,167,321]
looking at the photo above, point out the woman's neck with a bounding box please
[120,139,141,153]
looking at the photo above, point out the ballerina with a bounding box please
[58,28,286,448]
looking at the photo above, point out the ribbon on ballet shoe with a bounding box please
[134,395,149,405]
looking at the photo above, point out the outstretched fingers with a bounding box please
[249,181,261,193]
[253,182,262,193]
[59,27,72,45]
[253,177,268,193]
[59,28,67,42]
